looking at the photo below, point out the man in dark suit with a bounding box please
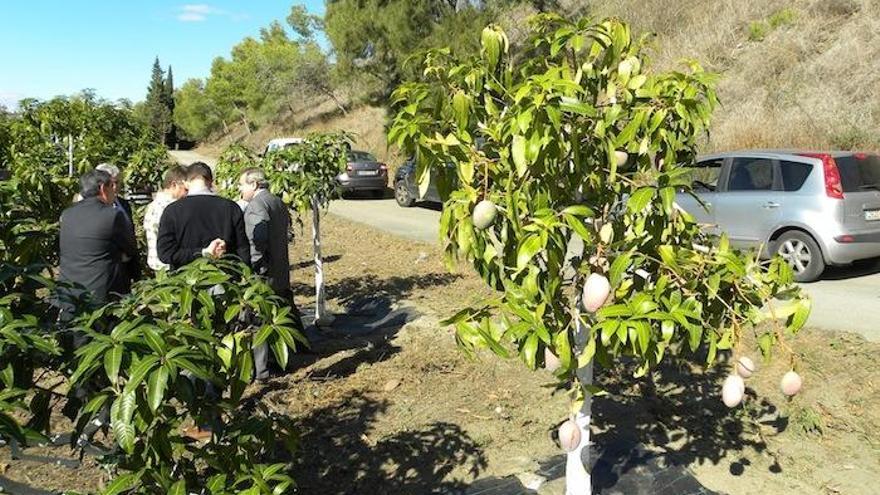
[58,169,139,438]
[96,163,140,293]
[157,162,250,269]
[238,168,290,294]
[59,169,139,308]
[238,167,300,380]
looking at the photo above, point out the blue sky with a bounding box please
[0,1,326,109]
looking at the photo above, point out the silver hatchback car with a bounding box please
[676,150,880,282]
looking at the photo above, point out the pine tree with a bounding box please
[144,57,171,145]
[164,65,177,147]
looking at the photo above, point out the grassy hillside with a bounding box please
[202,0,879,164]
[580,0,879,151]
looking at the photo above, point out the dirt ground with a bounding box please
[2,212,879,494]
[285,214,880,495]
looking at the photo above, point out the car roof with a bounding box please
[267,137,303,146]
[697,149,873,161]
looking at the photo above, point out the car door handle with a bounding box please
[763,202,780,209]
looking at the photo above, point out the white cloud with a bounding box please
[177,12,205,22]
[178,12,207,22]
[183,4,213,14]
[176,4,243,23]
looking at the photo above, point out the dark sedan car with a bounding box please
[393,158,449,207]
[337,150,388,198]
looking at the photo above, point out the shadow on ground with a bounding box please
[290,391,487,494]
[291,253,342,270]
[464,357,785,494]
[297,273,460,379]
[258,271,489,493]
[293,272,461,310]
[819,256,880,281]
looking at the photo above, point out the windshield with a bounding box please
[348,151,376,162]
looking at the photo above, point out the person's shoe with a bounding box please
[182,426,213,442]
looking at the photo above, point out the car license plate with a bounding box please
[865,209,880,221]
[358,170,379,176]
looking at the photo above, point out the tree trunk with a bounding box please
[312,195,326,324]
[321,88,348,115]
[233,104,251,136]
[566,318,593,495]
[67,134,74,177]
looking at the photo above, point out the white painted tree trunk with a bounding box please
[566,318,593,495]
[312,196,326,324]
[67,134,74,177]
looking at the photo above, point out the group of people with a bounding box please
[58,161,295,384]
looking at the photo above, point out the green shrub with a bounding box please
[769,8,797,28]
[214,144,259,199]
[748,21,770,41]
[2,257,305,494]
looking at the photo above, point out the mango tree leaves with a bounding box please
[389,14,808,388]
[66,258,302,492]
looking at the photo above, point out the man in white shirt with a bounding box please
[143,166,188,272]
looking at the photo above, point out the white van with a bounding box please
[261,137,303,156]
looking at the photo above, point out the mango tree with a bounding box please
[68,259,304,494]
[262,132,350,326]
[123,142,174,194]
[214,143,260,200]
[389,16,810,493]
[0,266,64,449]
[11,94,147,177]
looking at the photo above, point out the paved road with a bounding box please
[329,197,441,244]
[170,150,217,168]
[800,262,880,341]
[333,198,880,340]
[169,150,880,340]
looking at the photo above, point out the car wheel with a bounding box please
[395,181,415,207]
[776,231,825,282]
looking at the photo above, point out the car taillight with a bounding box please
[379,163,388,173]
[346,163,353,172]
[800,153,843,199]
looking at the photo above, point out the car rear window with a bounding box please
[836,154,880,192]
[348,151,376,162]
[780,160,813,191]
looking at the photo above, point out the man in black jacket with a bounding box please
[156,162,249,440]
[157,162,250,269]
[59,169,139,308]
[58,169,139,439]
